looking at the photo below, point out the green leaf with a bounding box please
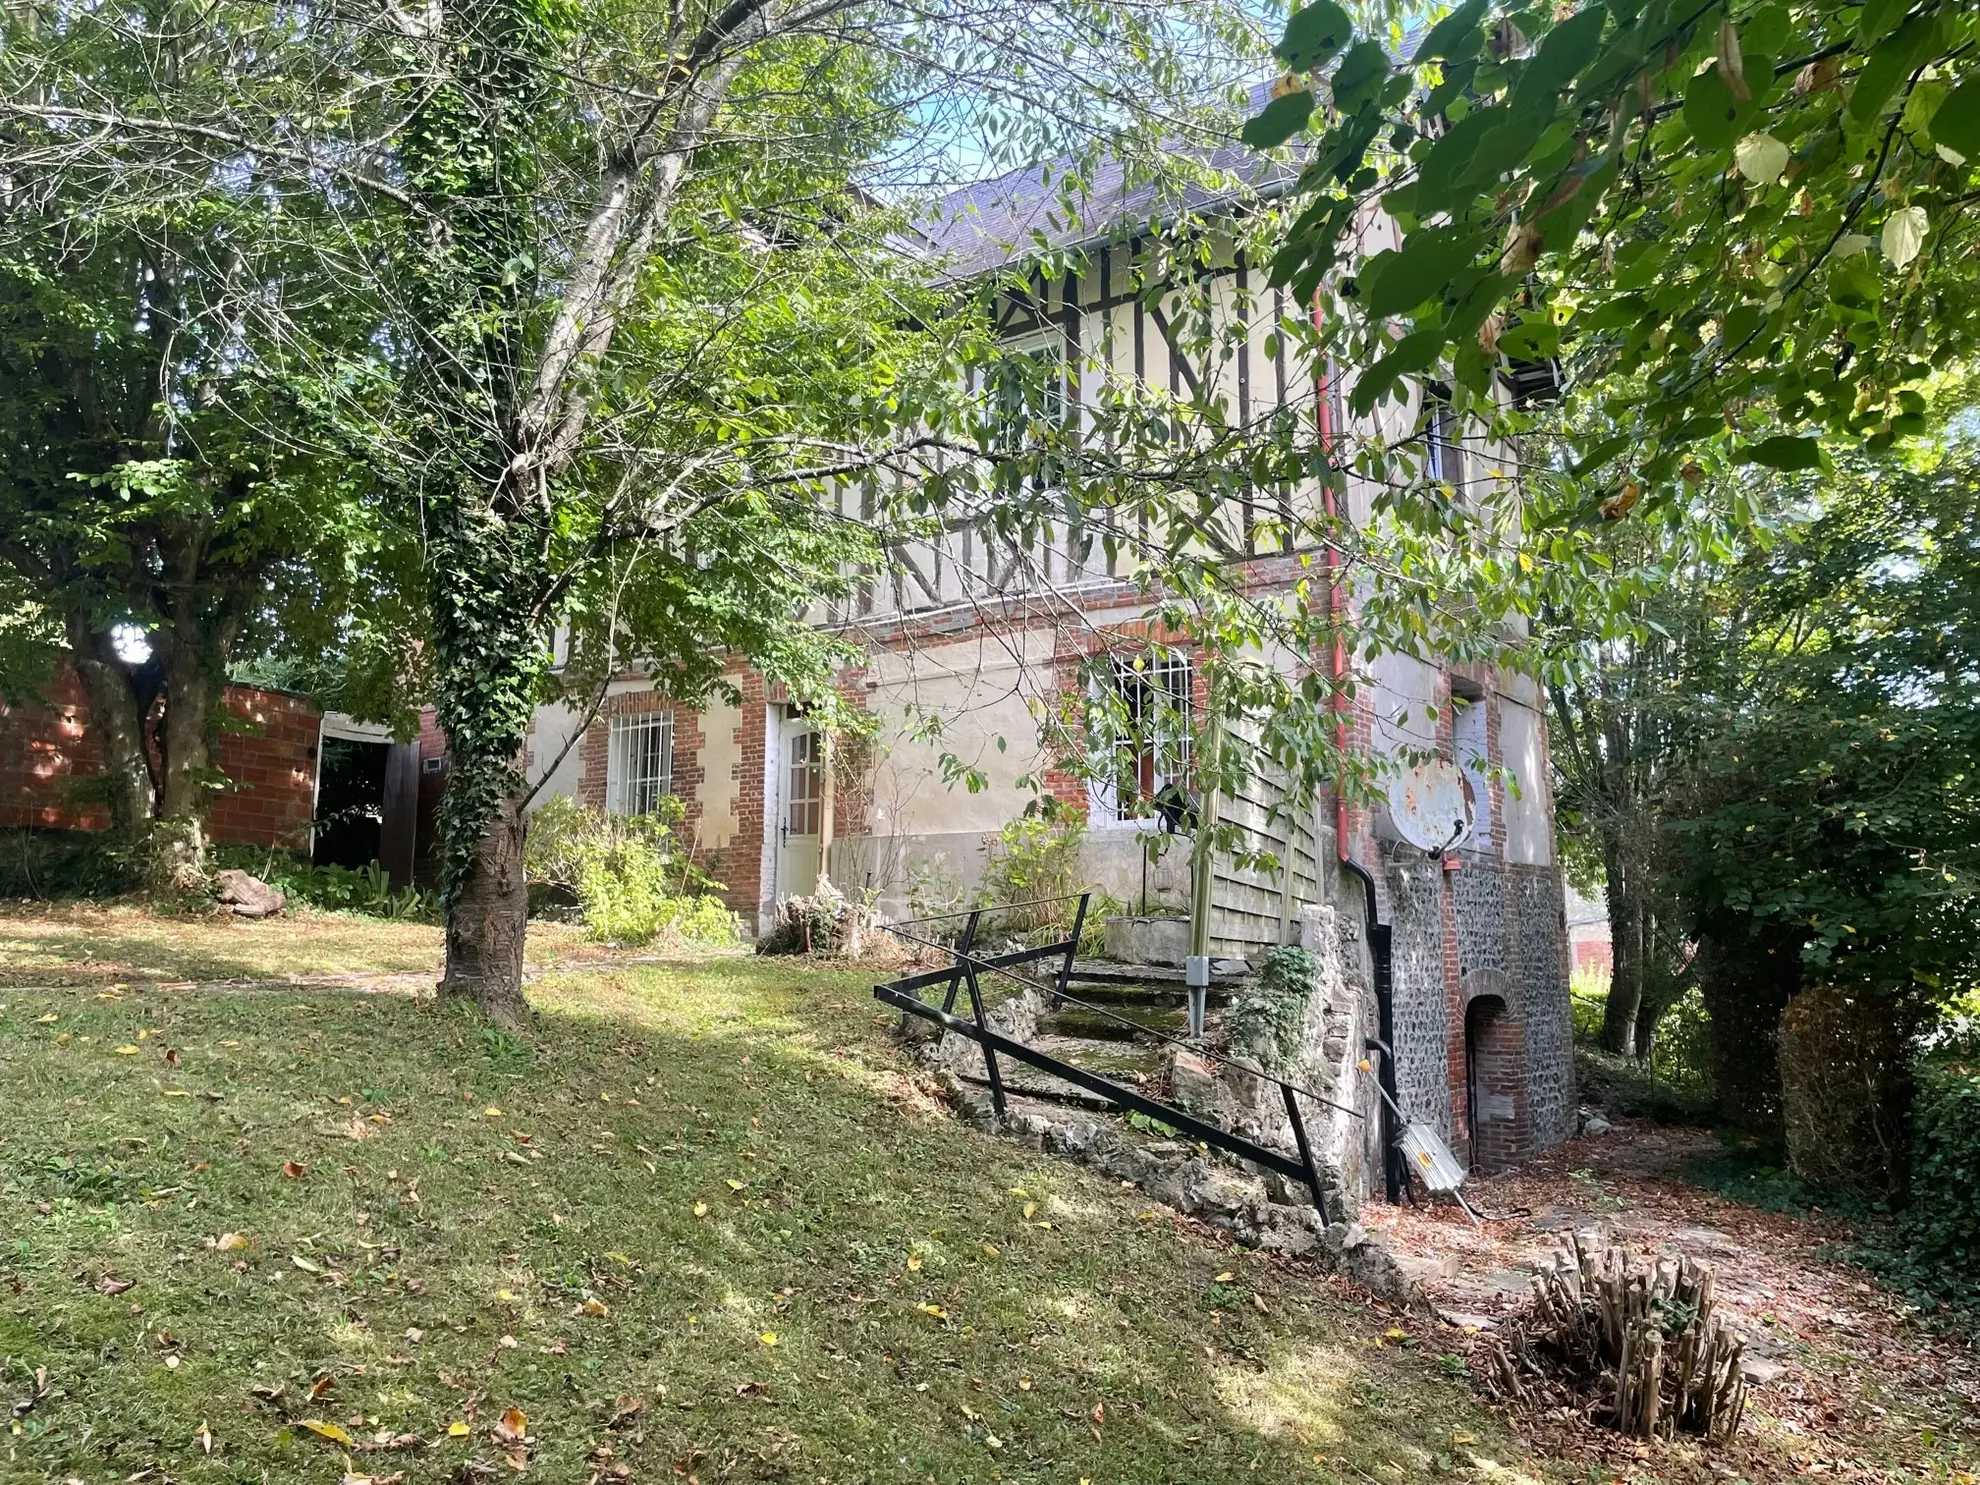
[1412,0,1489,64]
[1929,78,1980,161]
[1330,39,1391,115]
[1360,227,1486,319]
[1741,3,1790,59]
[1350,330,1446,415]
[1413,106,1500,214]
[1569,435,1630,478]
[1242,90,1315,149]
[1684,65,1743,151]
[1855,0,1908,46]
[1516,5,1608,99]
[1277,0,1353,71]
[1851,16,1938,124]
[1737,435,1823,471]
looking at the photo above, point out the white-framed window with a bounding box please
[1424,382,1464,490]
[990,332,1068,488]
[1452,694,1493,850]
[606,711,674,816]
[1086,648,1193,826]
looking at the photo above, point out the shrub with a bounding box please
[0,827,134,899]
[1778,986,1915,1205]
[1228,944,1318,1070]
[1882,1051,1980,1314]
[977,805,1086,936]
[757,879,871,956]
[212,846,439,920]
[523,796,737,947]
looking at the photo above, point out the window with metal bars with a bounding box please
[606,712,674,816]
[1085,648,1193,826]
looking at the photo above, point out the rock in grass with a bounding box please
[215,869,286,919]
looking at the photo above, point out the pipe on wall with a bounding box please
[1312,298,1405,1204]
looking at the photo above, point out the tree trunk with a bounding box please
[1599,824,1643,1055]
[145,609,230,892]
[65,615,154,842]
[1694,925,1798,1142]
[440,786,533,1026]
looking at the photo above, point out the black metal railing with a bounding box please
[874,891,1361,1217]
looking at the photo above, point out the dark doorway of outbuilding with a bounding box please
[313,736,387,871]
[1464,993,1523,1171]
[312,733,421,886]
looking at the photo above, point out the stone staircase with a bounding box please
[948,961,1236,1111]
[892,935,1417,1303]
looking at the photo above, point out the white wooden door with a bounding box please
[776,716,823,899]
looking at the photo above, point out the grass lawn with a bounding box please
[0,911,1551,1485]
[0,902,603,989]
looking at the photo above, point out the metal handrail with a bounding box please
[878,917,1363,1120]
[874,892,1363,1219]
[882,892,1097,928]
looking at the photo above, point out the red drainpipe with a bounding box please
[1311,298,1351,859]
[1313,294,1405,1202]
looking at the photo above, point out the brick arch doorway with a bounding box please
[1464,992,1525,1171]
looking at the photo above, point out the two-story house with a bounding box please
[522,143,1575,1183]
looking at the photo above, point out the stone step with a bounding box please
[1035,1003,1196,1042]
[1056,981,1233,1009]
[956,1035,1168,1109]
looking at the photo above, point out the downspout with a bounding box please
[1313,299,1405,1204]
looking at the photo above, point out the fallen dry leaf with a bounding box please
[492,1406,528,1445]
[606,1395,642,1429]
[309,1373,336,1401]
[215,1231,249,1251]
[98,1275,135,1296]
[298,1418,355,1447]
[281,1161,307,1179]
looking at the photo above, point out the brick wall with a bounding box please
[209,687,322,847]
[574,688,708,846]
[0,667,110,832]
[0,666,321,849]
[712,671,768,917]
[1465,994,1528,1171]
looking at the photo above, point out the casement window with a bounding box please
[991,333,1068,490]
[606,711,674,816]
[784,729,823,837]
[1424,382,1464,490]
[1452,694,1493,849]
[1086,648,1193,826]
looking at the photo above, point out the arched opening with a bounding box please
[1464,993,1524,1171]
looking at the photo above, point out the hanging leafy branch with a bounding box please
[1246,0,1980,513]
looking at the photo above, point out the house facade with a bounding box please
[523,165,1576,1179]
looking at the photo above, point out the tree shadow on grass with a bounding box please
[0,960,1569,1485]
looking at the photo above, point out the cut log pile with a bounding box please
[1482,1234,1749,1442]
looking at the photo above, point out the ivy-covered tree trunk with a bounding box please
[441,783,533,1024]
[64,612,155,844]
[428,498,552,1024]
[147,599,238,893]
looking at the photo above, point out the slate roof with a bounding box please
[912,80,1294,280]
[914,25,1430,280]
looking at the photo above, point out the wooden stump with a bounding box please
[1481,1236,1748,1442]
